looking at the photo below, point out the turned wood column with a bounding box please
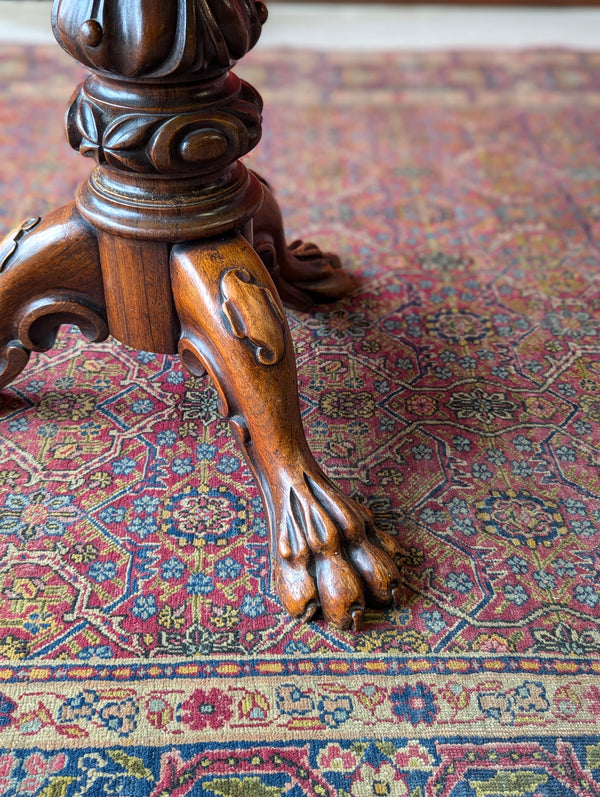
[52,0,267,352]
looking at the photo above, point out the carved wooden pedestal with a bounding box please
[0,0,402,629]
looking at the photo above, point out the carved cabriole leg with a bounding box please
[171,233,403,629]
[0,203,107,388]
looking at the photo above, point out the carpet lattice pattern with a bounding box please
[0,44,600,795]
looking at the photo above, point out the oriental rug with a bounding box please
[0,43,599,796]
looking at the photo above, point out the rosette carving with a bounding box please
[66,80,262,173]
[52,0,268,79]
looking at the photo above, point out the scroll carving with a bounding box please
[17,295,108,352]
[0,296,107,390]
[221,268,285,366]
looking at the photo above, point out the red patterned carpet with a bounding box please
[0,43,600,794]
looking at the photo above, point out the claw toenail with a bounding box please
[350,605,364,632]
[299,600,319,623]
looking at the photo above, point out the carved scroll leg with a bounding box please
[0,203,107,389]
[171,233,402,629]
[251,172,356,311]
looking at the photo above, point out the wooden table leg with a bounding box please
[0,0,404,628]
[171,233,402,629]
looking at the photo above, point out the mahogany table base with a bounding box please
[0,0,402,630]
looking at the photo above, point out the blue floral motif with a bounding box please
[89,560,117,583]
[452,517,477,536]
[562,498,586,515]
[510,461,533,477]
[165,370,185,384]
[513,435,533,452]
[131,398,155,414]
[132,594,157,620]
[553,558,576,577]
[420,507,445,525]
[187,572,214,596]
[524,360,543,373]
[555,446,577,463]
[137,351,157,363]
[472,463,493,481]
[486,448,507,465]
[490,366,510,379]
[448,498,469,517]
[8,417,29,433]
[241,594,265,618]
[129,516,158,539]
[172,457,193,475]
[133,495,160,514]
[434,366,452,380]
[557,383,577,397]
[504,584,529,605]
[507,555,529,575]
[571,519,595,537]
[156,429,177,446]
[196,443,218,460]
[421,610,446,633]
[390,683,438,725]
[574,584,599,608]
[161,557,185,580]
[446,572,473,593]
[453,435,471,451]
[574,420,592,435]
[112,457,136,475]
[99,506,127,524]
[37,422,58,439]
[216,455,241,474]
[532,570,557,590]
[215,557,242,581]
[411,444,433,461]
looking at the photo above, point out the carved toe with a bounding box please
[274,557,320,623]
[347,539,402,607]
[314,555,365,630]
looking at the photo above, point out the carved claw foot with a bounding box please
[0,204,107,389]
[252,173,356,311]
[170,233,401,629]
[272,468,403,630]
